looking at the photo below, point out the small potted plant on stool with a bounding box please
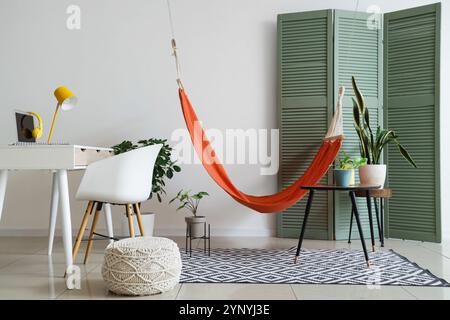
[335,152,367,187]
[170,190,209,237]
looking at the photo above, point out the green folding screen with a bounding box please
[277,4,441,242]
[277,10,333,239]
[333,10,383,240]
[384,3,441,242]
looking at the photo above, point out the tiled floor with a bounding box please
[0,236,449,300]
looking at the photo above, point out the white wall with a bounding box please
[0,0,448,238]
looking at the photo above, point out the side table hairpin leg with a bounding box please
[348,207,354,244]
[294,190,314,264]
[349,191,371,268]
[374,197,383,245]
[380,198,385,247]
[365,191,376,252]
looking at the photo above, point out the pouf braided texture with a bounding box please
[102,236,182,296]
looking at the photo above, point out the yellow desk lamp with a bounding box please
[47,86,77,144]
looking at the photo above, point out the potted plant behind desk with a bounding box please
[112,139,181,236]
[170,190,209,238]
[352,76,417,188]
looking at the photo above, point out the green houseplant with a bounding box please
[352,76,417,187]
[170,190,209,237]
[334,151,367,187]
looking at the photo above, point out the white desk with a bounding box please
[0,144,113,281]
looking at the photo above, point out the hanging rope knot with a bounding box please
[176,78,184,90]
[171,38,178,54]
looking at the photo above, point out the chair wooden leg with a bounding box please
[133,203,145,236]
[72,201,94,262]
[126,204,135,237]
[84,202,102,264]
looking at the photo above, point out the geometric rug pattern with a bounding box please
[180,248,450,287]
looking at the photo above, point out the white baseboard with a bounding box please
[0,227,276,237]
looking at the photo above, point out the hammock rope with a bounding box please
[166,0,344,213]
[166,0,184,89]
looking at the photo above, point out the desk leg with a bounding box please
[294,190,314,264]
[48,172,59,255]
[349,191,370,267]
[365,191,376,252]
[57,170,73,283]
[104,204,114,244]
[0,170,8,221]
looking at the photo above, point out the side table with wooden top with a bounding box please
[295,184,381,268]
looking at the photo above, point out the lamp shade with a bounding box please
[54,86,77,111]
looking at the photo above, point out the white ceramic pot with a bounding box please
[359,164,386,188]
[121,212,155,237]
[185,216,207,238]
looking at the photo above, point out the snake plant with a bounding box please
[352,76,417,168]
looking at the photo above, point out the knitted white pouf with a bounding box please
[102,236,182,296]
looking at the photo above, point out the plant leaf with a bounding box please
[352,76,365,114]
[355,128,367,159]
[395,140,418,168]
[352,98,361,129]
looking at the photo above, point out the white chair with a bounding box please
[72,144,163,264]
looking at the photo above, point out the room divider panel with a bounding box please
[277,3,441,242]
[277,10,334,239]
[384,3,441,242]
[333,10,383,241]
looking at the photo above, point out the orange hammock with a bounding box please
[178,88,344,213]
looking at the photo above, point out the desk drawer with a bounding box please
[75,148,113,166]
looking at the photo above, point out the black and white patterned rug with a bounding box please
[180,248,449,287]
